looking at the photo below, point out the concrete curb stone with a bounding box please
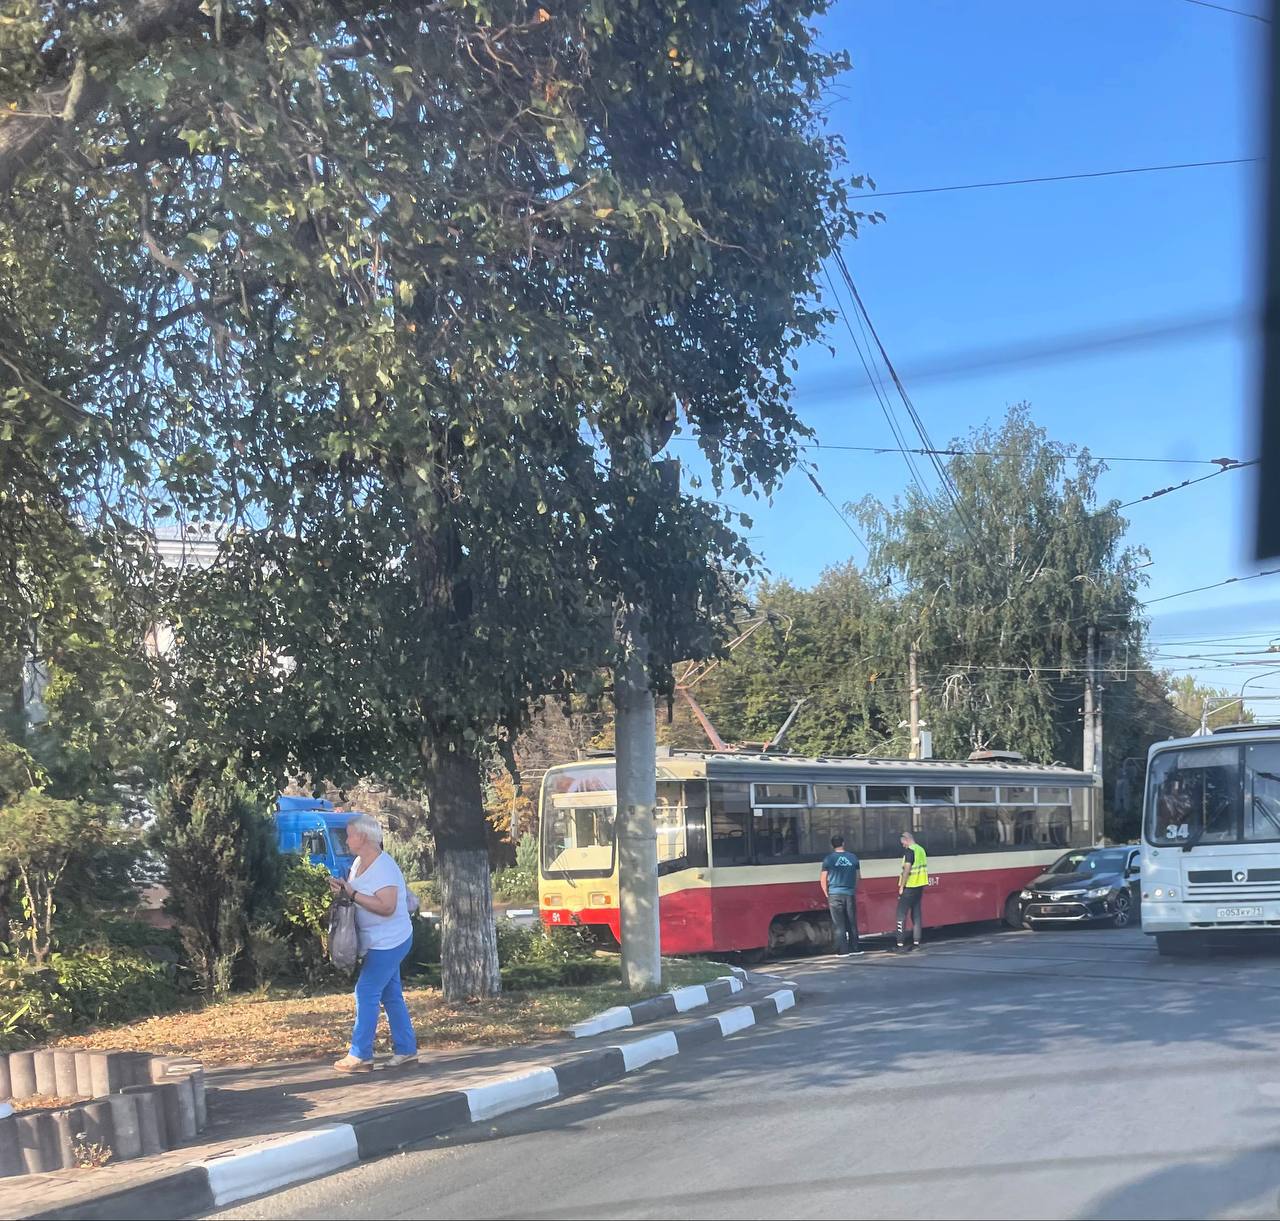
[27,981,801,1221]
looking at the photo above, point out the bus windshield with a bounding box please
[1145,741,1280,847]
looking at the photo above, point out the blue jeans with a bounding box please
[350,934,417,1061]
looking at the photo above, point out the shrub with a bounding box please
[0,950,184,1051]
[151,766,282,997]
[276,857,333,983]
[407,880,439,909]
[490,868,536,905]
[515,833,538,876]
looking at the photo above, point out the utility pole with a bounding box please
[909,649,921,761]
[615,609,660,991]
[611,445,674,994]
[1083,626,1096,774]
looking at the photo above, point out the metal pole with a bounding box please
[909,649,921,761]
[1083,626,1096,773]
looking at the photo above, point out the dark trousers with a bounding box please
[896,886,925,946]
[828,892,859,954]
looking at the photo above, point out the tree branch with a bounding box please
[0,0,207,197]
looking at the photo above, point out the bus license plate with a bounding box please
[1216,905,1264,920]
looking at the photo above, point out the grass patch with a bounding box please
[51,955,732,1067]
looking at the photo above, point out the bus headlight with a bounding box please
[1167,887,1178,898]
[1153,888,1163,898]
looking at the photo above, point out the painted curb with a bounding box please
[28,983,799,1221]
[569,967,747,1038]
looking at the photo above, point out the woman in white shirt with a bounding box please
[328,813,418,1072]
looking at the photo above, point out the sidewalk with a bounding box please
[11,974,801,1221]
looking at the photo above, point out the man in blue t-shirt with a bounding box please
[821,835,863,956]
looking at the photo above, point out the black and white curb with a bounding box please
[31,985,797,1221]
[568,967,749,1038]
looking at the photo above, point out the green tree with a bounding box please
[855,406,1148,768]
[1166,674,1256,732]
[0,788,106,964]
[2,0,860,999]
[151,765,282,997]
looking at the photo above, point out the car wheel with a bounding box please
[1111,890,1134,929]
[1002,894,1024,930]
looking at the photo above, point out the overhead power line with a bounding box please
[1117,458,1259,509]
[851,158,1259,201]
[1146,566,1280,604]
[1179,0,1271,22]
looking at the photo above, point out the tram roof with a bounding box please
[547,748,1095,786]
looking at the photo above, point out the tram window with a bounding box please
[710,782,751,865]
[815,783,861,806]
[959,786,997,804]
[863,807,911,857]
[654,799,686,866]
[807,807,862,855]
[1070,787,1093,845]
[1009,805,1039,845]
[754,807,805,861]
[957,805,1011,849]
[684,781,709,870]
[918,806,956,855]
[1002,787,1035,805]
[914,786,955,805]
[1036,786,1070,806]
[866,785,910,805]
[1044,805,1071,847]
[753,783,808,805]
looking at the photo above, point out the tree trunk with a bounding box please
[423,734,500,1001]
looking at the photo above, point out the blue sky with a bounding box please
[674,0,1277,716]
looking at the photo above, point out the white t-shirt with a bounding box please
[347,852,413,952]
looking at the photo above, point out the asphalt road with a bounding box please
[215,924,1280,1221]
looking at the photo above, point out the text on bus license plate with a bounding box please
[1216,905,1264,920]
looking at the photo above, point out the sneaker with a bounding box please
[333,1055,372,1073]
[387,1053,419,1068]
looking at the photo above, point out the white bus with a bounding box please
[1141,724,1280,956]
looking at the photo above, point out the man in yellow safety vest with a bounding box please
[896,831,929,951]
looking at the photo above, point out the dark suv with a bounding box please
[1019,846,1141,929]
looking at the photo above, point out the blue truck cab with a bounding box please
[274,796,357,879]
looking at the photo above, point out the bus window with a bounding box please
[918,806,956,856]
[754,808,806,861]
[1147,746,1239,845]
[710,782,751,865]
[1246,743,1280,842]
